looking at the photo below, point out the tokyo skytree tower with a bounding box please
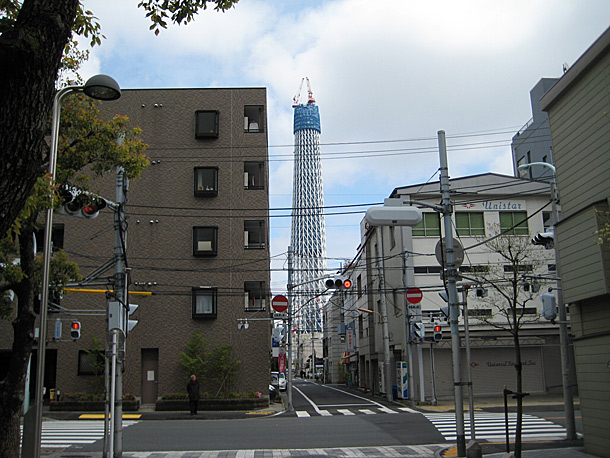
[290,78,327,333]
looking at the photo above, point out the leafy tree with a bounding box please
[84,335,106,395]
[0,94,148,458]
[179,332,208,381]
[469,225,550,458]
[0,0,238,242]
[179,333,241,398]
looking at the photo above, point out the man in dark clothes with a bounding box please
[187,374,200,415]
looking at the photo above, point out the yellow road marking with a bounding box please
[78,414,141,419]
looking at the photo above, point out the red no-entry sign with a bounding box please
[272,295,289,312]
[406,288,423,304]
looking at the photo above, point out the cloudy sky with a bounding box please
[81,0,610,293]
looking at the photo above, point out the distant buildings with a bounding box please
[324,174,568,401]
[0,88,272,404]
[511,78,558,181]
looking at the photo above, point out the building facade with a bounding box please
[540,26,610,457]
[0,87,272,405]
[325,173,571,403]
[511,78,558,181]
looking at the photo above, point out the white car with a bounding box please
[271,371,287,391]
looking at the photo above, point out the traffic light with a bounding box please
[532,230,554,249]
[70,321,81,340]
[541,291,557,321]
[325,276,352,289]
[433,325,442,342]
[127,303,139,334]
[58,186,107,219]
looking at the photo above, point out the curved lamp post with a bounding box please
[517,162,576,441]
[30,74,121,458]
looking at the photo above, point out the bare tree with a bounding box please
[469,224,551,457]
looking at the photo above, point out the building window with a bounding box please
[500,211,529,235]
[244,162,264,189]
[244,281,266,311]
[455,212,485,236]
[543,211,553,232]
[193,226,218,256]
[195,110,219,138]
[414,266,442,274]
[412,212,441,236]
[77,349,104,376]
[389,226,396,248]
[244,105,264,132]
[192,287,217,318]
[34,223,65,253]
[194,167,218,196]
[517,156,528,178]
[244,220,266,249]
[469,309,493,317]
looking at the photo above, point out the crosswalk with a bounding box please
[294,406,418,417]
[22,420,138,449]
[423,412,567,441]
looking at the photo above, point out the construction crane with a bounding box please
[292,77,316,107]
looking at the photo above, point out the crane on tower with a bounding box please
[292,77,316,107]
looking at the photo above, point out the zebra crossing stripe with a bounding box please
[296,411,310,417]
[337,409,355,415]
[360,409,376,415]
[319,410,332,416]
[378,406,399,414]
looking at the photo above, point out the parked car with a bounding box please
[271,371,287,391]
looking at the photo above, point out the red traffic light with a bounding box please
[71,321,81,330]
[343,279,352,289]
[434,325,441,333]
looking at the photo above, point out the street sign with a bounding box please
[435,238,464,268]
[273,312,288,319]
[406,288,423,304]
[271,295,289,313]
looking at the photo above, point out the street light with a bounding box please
[517,161,576,441]
[29,74,121,458]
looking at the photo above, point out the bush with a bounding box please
[161,393,187,400]
[62,392,104,401]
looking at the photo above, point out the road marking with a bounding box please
[398,407,419,414]
[378,406,399,414]
[296,411,310,417]
[338,409,355,415]
[360,409,376,415]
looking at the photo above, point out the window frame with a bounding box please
[244,105,265,133]
[244,161,265,190]
[455,212,485,236]
[192,287,218,319]
[194,167,219,197]
[244,220,266,249]
[499,211,529,235]
[412,212,441,236]
[195,110,219,139]
[77,349,105,376]
[193,226,218,257]
[244,281,267,312]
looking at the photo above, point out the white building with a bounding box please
[324,173,574,402]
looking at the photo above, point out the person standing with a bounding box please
[187,374,200,415]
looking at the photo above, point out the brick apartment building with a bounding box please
[0,87,272,405]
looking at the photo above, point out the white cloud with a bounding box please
[82,0,610,293]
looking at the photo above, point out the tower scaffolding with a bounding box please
[290,78,327,333]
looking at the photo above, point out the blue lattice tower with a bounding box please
[290,97,327,333]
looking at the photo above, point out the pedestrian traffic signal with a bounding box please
[325,276,352,289]
[70,321,81,340]
[541,291,557,321]
[58,186,107,219]
[433,325,442,342]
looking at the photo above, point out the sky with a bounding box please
[80,0,610,295]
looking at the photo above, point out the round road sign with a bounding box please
[406,288,423,304]
[272,295,289,312]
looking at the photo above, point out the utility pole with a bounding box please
[438,130,466,457]
[461,286,476,440]
[375,226,393,402]
[286,246,294,410]
[104,167,128,457]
